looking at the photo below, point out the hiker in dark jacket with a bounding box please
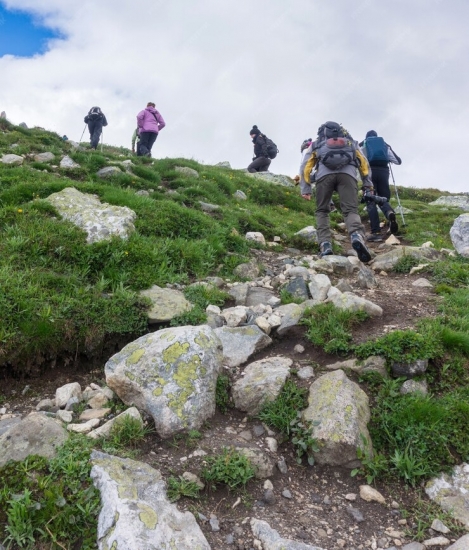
[247,125,271,173]
[84,107,107,150]
[360,130,402,240]
[136,102,165,157]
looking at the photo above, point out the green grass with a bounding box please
[166,476,201,502]
[301,303,368,355]
[201,447,255,490]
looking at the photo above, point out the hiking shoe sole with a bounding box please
[352,239,372,263]
[389,212,398,235]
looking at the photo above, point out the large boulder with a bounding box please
[1,154,23,165]
[232,356,292,415]
[247,171,296,188]
[371,246,441,272]
[450,214,469,257]
[105,325,222,438]
[425,463,469,528]
[429,196,469,210]
[34,152,55,162]
[0,413,68,467]
[139,285,193,323]
[90,451,210,550]
[214,325,272,367]
[328,289,383,317]
[302,370,373,468]
[45,187,136,244]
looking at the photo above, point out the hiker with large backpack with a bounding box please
[301,121,373,263]
[360,130,402,241]
[247,125,278,173]
[84,107,108,150]
[136,102,166,157]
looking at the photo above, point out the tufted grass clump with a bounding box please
[166,476,202,502]
[201,448,255,490]
[302,303,368,355]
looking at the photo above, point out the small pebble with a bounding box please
[277,457,288,474]
[282,489,292,499]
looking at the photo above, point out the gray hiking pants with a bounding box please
[247,157,271,173]
[315,173,365,244]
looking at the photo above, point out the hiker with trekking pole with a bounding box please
[359,130,402,241]
[84,107,108,150]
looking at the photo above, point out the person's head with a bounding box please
[147,102,156,108]
[250,125,261,138]
[366,130,378,138]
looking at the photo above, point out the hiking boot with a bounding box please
[388,212,399,235]
[319,241,333,258]
[367,231,383,242]
[301,194,311,201]
[351,232,372,263]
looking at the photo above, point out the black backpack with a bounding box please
[88,106,103,121]
[264,136,279,159]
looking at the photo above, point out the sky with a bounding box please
[0,0,468,194]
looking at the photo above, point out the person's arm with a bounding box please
[102,115,108,127]
[155,111,165,131]
[387,144,402,165]
[84,115,89,123]
[258,135,269,157]
[355,148,374,189]
[136,110,144,129]
[302,149,318,182]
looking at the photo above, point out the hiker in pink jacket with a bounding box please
[136,102,166,157]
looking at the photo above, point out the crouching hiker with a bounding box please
[136,102,165,157]
[360,130,402,241]
[302,121,373,262]
[84,107,107,150]
[247,125,278,173]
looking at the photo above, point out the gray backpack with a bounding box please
[314,122,357,170]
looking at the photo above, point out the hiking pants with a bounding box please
[316,173,365,244]
[247,157,271,173]
[138,132,158,156]
[367,166,394,233]
[88,120,103,149]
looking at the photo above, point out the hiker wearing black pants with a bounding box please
[247,125,271,173]
[360,130,401,240]
[84,107,107,150]
[136,102,166,157]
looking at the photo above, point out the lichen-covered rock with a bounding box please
[294,226,318,243]
[214,325,272,367]
[175,166,199,178]
[251,518,325,549]
[429,196,469,210]
[0,413,68,467]
[276,303,305,336]
[45,187,136,243]
[139,285,193,323]
[105,325,222,438]
[371,246,441,271]
[34,152,55,162]
[97,166,122,178]
[425,463,469,528]
[302,370,372,468]
[450,213,469,257]
[247,171,296,188]
[60,155,80,169]
[90,451,210,550]
[232,356,292,414]
[1,154,23,165]
[233,261,260,280]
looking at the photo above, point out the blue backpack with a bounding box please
[365,136,388,162]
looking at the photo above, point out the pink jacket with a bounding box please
[137,107,166,134]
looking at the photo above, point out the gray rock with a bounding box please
[56,410,73,423]
[371,246,441,271]
[19,122,28,129]
[232,356,292,415]
[139,285,193,323]
[135,190,150,196]
[425,463,469,528]
[302,370,372,468]
[90,451,210,549]
[36,398,55,411]
[234,190,247,200]
[199,201,220,212]
[277,457,288,474]
[214,325,272,367]
[335,279,353,292]
[220,305,249,327]
[228,283,250,305]
[286,266,311,280]
[357,265,379,289]
[328,290,383,317]
[55,382,82,408]
[282,489,292,499]
[65,396,80,411]
[391,359,428,378]
[263,489,276,505]
[34,152,55,162]
[346,507,364,522]
[247,171,296,188]
[246,287,276,307]
[322,256,357,275]
[246,231,266,245]
[450,213,469,257]
[0,416,22,437]
[1,154,23,165]
[60,155,80,169]
[400,379,428,395]
[250,518,326,550]
[429,196,469,210]
[0,413,68,467]
[430,518,450,534]
[175,166,199,178]
[297,366,315,380]
[88,407,142,439]
[395,206,413,214]
[294,226,318,243]
[105,325,222,438]
[236,447,274,478]
[215,161,231,168]
[276,303,305,336]
[399,544,425,550]
[282,277,310,301]
[233,261,260,280]
[412,277,433,288]
[447,534,469,549]
[45,187,136,244]
[422,536,450,547]
[308,274,331,302]
[97,166,122,178]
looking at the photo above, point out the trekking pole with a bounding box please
[101,129,104,153]
[389,164,406,227]
[79,124,87,143]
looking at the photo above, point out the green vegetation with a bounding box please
[170,284,230,327]
[101,414,151,456]
[215,374,232,413]
[166,476,201,502]
[201,447,255,490]
[301,303,368,355]
[279,288,305,305]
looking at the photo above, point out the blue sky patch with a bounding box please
[0,5,62,57]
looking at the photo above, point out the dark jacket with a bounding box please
[252,134,269,159]
[84,112,108,126]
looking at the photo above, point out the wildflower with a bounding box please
[17,209,23,213]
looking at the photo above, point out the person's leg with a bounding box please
[139,132,151,156]
[90,121,103,149]
[259,158,271,172]
[146,132,158,156]
[315,174,336,245]
[247,157,268,173]
[375,168,398,233]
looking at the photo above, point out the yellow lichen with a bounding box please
[163,342,190,365]
[127,348,145,365]
[137,503,158,529]
[168,354,201,421]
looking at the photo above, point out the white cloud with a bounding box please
[1,0,468,192]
